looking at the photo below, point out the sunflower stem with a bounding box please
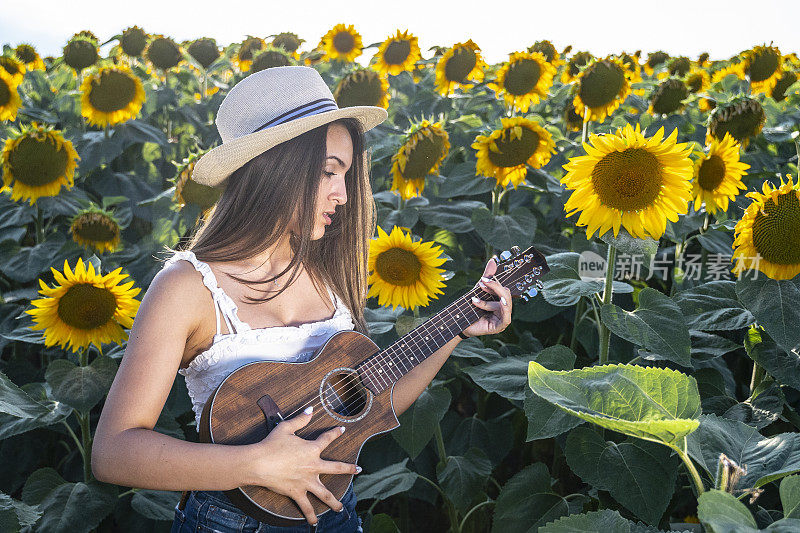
[675,440,706,496]
[103,124,109,139]
[35,205,44,244]
[597,244,617,365]
[569,297,585,353]
[581,107,591,144]
[750,361,766,394]
[78,410,93,482]
[413,306,420,319]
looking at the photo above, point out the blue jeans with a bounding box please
[170,484,362,533]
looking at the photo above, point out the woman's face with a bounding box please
[310,122,353,240]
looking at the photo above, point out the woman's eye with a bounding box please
[324,171,335,178]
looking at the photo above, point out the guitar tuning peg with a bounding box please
[526,287,539,298]
[521,294,530,302]
[491,254,500,264]
[499,250,512,260]
[510,246,521,256]
[535,279,544,290]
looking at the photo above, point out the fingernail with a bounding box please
[481,276,490,283]
[340,426,346,433]
[337,506,344,513]
[355,466,362,474]
[478,281,486,289]
[472,296,480,303]
[501,296,507,305]
[304,405,313,415]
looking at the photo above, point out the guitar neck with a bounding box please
[356,285,494,395]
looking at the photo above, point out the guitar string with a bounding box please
[276,287,496,422]
[257,258,540,423]
[276,260,535,422]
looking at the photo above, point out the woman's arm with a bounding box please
[91,262,357,524]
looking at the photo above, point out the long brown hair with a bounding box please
[162,117,376,336]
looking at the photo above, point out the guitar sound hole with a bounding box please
[320,368,371,422]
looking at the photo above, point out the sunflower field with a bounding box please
[1,25,800,533]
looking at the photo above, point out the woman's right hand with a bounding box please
[245,406,359,524]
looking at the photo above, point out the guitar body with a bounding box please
[197,329,399,525]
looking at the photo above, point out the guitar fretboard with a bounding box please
[355,285,495,394]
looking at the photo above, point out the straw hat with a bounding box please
[191,65,388,187]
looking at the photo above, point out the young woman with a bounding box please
[91,66,512,533]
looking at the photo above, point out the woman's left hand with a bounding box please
[461,258,513,339]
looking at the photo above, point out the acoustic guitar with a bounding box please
[197,245,549,525]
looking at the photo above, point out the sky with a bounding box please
[1,0,799,66]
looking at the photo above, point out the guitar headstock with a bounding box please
[491,245,550,302]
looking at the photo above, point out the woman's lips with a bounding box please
[323,213,332,225]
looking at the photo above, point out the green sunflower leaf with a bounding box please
[527,362,701,446]
[601,288,692,366]
[34,481,117,533]
[697,489,758,533]
[471,206,537,252]
[0,373,71,440]
[392,386,450,459]
[780,475,800,519]
[674,281,755,331]
[491,463,569,533]
[130,490,182,521]
[45,356,118,412]
[539,509,632,533]
[354,459,419,501]
[736,275,800,354]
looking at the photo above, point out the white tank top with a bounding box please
[162,250,355,427]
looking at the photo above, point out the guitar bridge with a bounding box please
[257,395,284,432]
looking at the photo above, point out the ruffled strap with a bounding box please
[163,250,250,335]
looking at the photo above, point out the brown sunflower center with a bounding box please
[0,78,9,107]
[188,39,220,70]
[686,73,703,93]
[57,283,118,330]
[375,247,422,286]
[334,71,383,108]
[63,39,98,71]
[15,45,37,64]
[772,71,798,102]
[591,148,663,211]
[697,155,726,191]
[651,79,688,115]
[121,28,148,57]
[530,42,556,63]
[568,52,592,77]
[579,61,625,108]
[668,57,691,77]
[333,31,356,54]
[7,136,69,187]
[148,38,182,70]
[384,39,411,65]
[0,57,21,76]
[251,50,292,72]
[752,191,800,265]
[73,214,119,242]
[444,46,477,83]
[401,130,447,179]
[710,99,765,144]
[487,126,540,168]
[180,175,222,209]
[748,49,780,83]
[504,58,542,95]
[88,70,137,113]
[273,33,301,53]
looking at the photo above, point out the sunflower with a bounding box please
[187,37,220,70]
[488,51,556,113]
[771,70,798,102]
[707,96,765,148]
[561,123,694,239]
[666,56,692,78]
[649,78,689,115]
[473,116,555,189]
[372,30,422,77]
[236,36,266,72]
[643,51,669,76]
[120,26,149,57]
[696,53,710,68]
[527,40,563,68]
[271,32,304,60]
[691,133,750,214]
[732,175,800,280]
[572,57,631,122]
[174,151,222,213]
[685,68,710,94]
[0,55,26,85]
[26,258,141,353]
[320,24,362,63]
[0,68,22,122]
[710,60,745,85]
[145,35,183,72]
[367,225,447,310]
[1,122,79,205]
[63,33,99,73]
[70,205,122,253]
[434,39,487,97]
[742,44,783,94]
[333,68,390,108]
[250,46,294,73]
[389,120,450,200]
[15,44,45,71]
[561,51,593,84]
[699,97,716,113]
[617,52,642,83]
[80,63,146,128]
